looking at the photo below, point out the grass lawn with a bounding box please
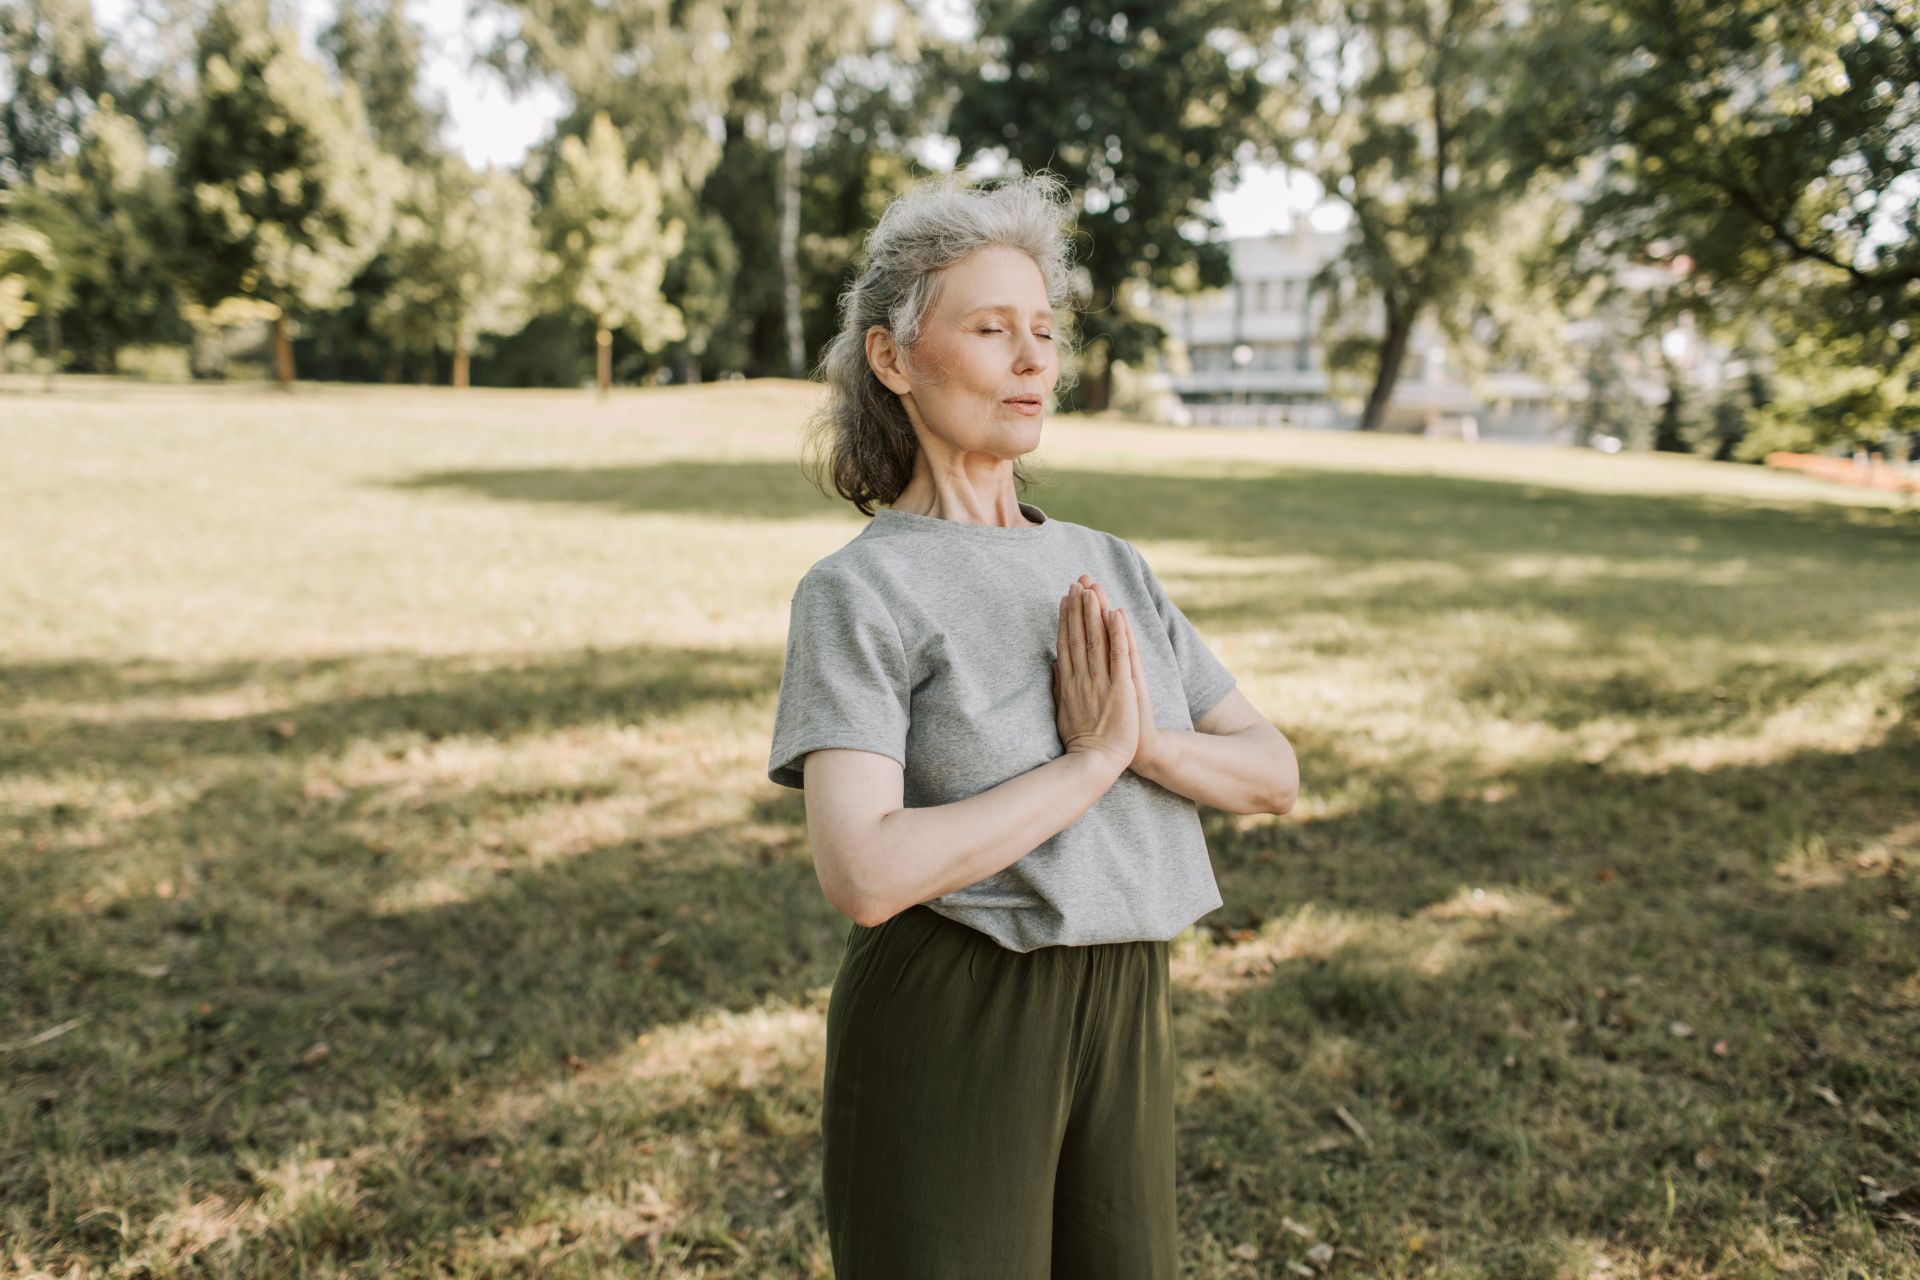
[1,377,1916,1278]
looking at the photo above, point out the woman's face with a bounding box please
[869,245,1060,460]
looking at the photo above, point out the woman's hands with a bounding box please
[1070,576,1164,772]
[1053,576,1155,774]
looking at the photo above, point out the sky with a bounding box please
[91,0,1349,240]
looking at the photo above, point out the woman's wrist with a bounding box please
[1062,743,1130,788]
[1130,730,1179,785]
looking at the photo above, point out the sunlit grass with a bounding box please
[2,377,1915,1277]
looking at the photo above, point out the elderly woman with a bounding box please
[767,171,1298,1279]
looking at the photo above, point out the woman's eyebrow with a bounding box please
[962,305,1056,320]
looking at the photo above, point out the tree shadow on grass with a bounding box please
[1176,718,1919,1275]
[0,643,773,777]
[2,633,1913,1271]
[387,459,1920,654]
[388,455,1919,544]
[0,644,853,1269]
[390,459,835,523]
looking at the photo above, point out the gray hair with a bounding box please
[800,170,1085,516]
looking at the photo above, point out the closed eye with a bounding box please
[980,328,1054,340]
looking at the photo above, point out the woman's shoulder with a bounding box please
[790,539,920,619]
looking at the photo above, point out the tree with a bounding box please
[170,0,398,388]
[1736,261,1920,458]
[317,0,449,167]
[1502,0,1919,452]
[1259,0,1522,430]
[480,0,899,380]
[657,204,739,383]
[10,97,184,372]
[1439,181,1590,431]
[719,0,889,376]
[541,111,685,395]
[0,0,115,188]
[478,0,735,194]
[690,7,943,379]
[942,0,1281,413]
[0,212,57,371]
[374,156,550,387]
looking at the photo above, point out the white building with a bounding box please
[1135,224,1575,441]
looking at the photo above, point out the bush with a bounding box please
[116,344,194,383]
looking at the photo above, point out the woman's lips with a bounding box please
[1003,399,1043,415]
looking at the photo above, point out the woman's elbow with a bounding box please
[817,861,880,927]
[814,838,895,927]
[1261,742,1300,814]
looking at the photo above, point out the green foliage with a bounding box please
[541,111,684,352]
[1736,274,1920,459]
[10,97,185,370]
[488,0,736,199]
[316,0,449,167]
[114,341,193,380]
[170,0,399,316]
[0,211,57,335]
[1261,0,1525,429]
[943,0,1277,408]
[1505,0,1919,451]
[1443,185,1592,413]
[373,156,551,365]
[0,0,115,187]
[691,123,780,375]
[658,200,739,372]
[488,0,901,382]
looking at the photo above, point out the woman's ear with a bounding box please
[865,325,912,396]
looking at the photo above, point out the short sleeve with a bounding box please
[1127,542,1238,724]
[767,566,913,789]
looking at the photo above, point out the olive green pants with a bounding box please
[822,904,1177,1279]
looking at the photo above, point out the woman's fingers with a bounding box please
[1108,605,1129,679]
[1082,585,1108,675]
[1125,605,1147,685]
[1060,585,1082,681]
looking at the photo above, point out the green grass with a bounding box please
[2,377,1916,1278]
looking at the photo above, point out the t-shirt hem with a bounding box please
[767,736,906,789]
[1190,675,1238,722]
[930,886,1224,952]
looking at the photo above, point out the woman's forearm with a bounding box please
[853,749,1126,926]
[1132,725,1298,815]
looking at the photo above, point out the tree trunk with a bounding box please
[1359,301,1414,431]
[42,307,61,391]
[273,310,294,390]
[453,336,470,389]
[1574,341,1606,448]
[596,324,613,397]
[779,88,805,380]
[1087,339,1112,413]
[1654,368,1687,453]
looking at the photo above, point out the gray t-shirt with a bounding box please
[767,499,1237,952]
